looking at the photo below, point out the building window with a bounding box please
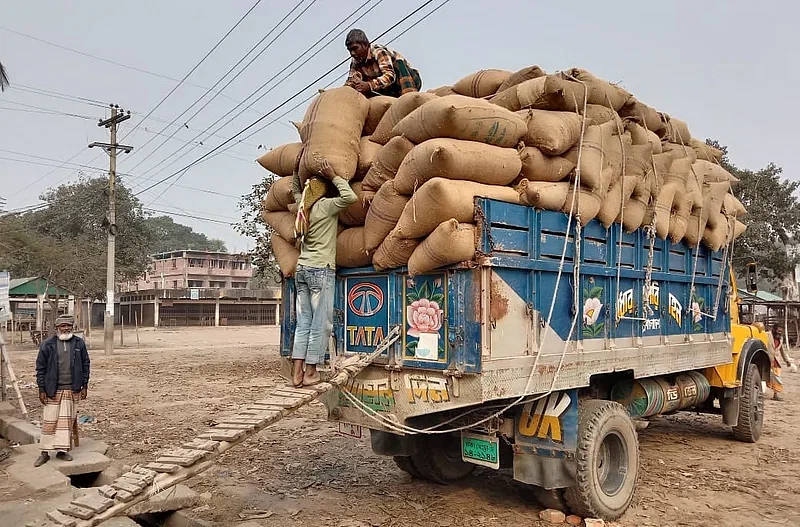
[218,260,228,270]
[188,280,204,288]
[188,258,205,268]
[231,261,247,271]
[209,280,226,288]
[173,280,178,289]
[231,282,248,289]
[172,259,177,269]
[210,260,219,269]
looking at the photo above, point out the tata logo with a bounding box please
[348,282,384,317]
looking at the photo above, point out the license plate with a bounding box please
[338,422,362,438]
[461,431,500,469]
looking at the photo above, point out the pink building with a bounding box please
[121,250,253,292]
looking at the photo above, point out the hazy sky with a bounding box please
[1,0,797,251]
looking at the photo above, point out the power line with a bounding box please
[0,102,98,120]
[12,84,109,108]
[122,0,312,175]
[143,207,234,225]
[135,0,381,198]
[121,0,265,141]
[134,0,449,197]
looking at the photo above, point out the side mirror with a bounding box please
[746,262,758,294]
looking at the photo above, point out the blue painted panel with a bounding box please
[280,279,296,357]
[343,276,390,354]
[515,389,579,456]
[491,227,530,255]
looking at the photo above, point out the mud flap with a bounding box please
[513,389,578,490]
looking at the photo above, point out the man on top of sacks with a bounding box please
[344,28,421,98]
[290,157,357,387]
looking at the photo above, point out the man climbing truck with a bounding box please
[280,199,769,521]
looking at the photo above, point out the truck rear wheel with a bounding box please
[393,456,424,479]
[732,364,764,443]
[565,400,639,520]
[411,434,476,484]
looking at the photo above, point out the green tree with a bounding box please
[708,141,800,291]
[0,60,9,91]
[144,215,227,253]
[235,176,281,284]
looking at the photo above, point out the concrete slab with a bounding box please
[0,413,41,444]
[128,484,199,515]
[51,451,112,476]
[7,455,72,491]
[0,487,75,527]
[7,442,112,491]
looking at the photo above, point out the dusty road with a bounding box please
[4,326,799,527]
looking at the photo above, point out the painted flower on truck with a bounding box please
[405,275,446,361]
[582,285,605,338]
[691,292,705,332]
[407,298,443,337]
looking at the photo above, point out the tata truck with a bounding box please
[279,198,769,520]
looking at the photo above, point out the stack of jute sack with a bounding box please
[258,65,747,278]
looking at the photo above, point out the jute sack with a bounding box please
[363,180,409,251]
[517,109,582,155]
[373,229,419,271]
[516,179,571,211]
[496,65,546,93]
[661,142,697,163]
[690,138,724,163]
[703,216,730,251]
[428,85,458,96]
[608,144,653,228]
[583,104,623,129]
[371,92,438,144]
[694,160,739,184]
[257,142,303,176]
[393,139,522,195]
[623,175,653,233]
[598,175,639,228]
[685,162,705,208]
[271,233,299,277]
[604,129,633,185]
[263,211,297,243]
[408,220,476,276]
[339,182,370,226]
[669,187,694,243]
[393,95,526,147]
[733,220,747,239]
[519,146,575,182]
[564,121,619,192]
[364,96,394,136]
[453,69,512,98]
[361,136,414,192]
[395,178,521,239]
[525,76,588,113]
[299,87,369,181]
[654,158,691,239]
[684,182,730,246]
[619,98,667,137]
[662,114,691,145]
[562,68,632,110]
[489,83,523,111]
[723,194,747,217]
[561,180,608,225]
[625,119,662,154]
[262,176,295,212]
[336,227,372,268]
[357,137,382,178]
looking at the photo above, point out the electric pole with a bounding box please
[89,105,133,355]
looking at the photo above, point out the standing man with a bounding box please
[290,159,357,387]
[34,314,90,467]
[344,29,422,98]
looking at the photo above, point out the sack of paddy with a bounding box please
[393,139,522,195]
[496,65,546,93]
[693,159,738,184]
[619,98,666,137]
[597,174,639,228]
[516,179,571,211]
[561,68,632,111]
[428,85,458,96]
[582,104,623,129]
[271,233,300,277]
[362,136,414,192]
[408,219,476,276]
[394,178,521,239]
[298,87,369,182]
[491,75,587,113]
[690,139,724,163]
[654,157,691,239]
[518,146,575,183]
[339,182,370,226]
[517,109,582,156]
[661,114,692,145]
[561,177,610,225]
[684,182,730,247]
[669,186,694,243]
[336,227,372,268]
[392,95,526,148]
[370,91,438,144]
[257,142,303,176]
[623,174,653,233]
[703,215,731,251]
[453,69,512,98]
[263,210,298,243]
[661,142,697,163]
[357,137,382,178]
[363,96,395,136]
[363,180,410,251]
[565,120,627,193]
[723,194,747,217]
[625,119,662,154]
[262,176,295,212]
[373,229,420,271]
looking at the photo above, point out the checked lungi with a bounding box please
[40,389,79,451]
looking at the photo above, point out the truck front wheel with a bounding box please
[565,400,639,520]
[732,364,764,443]
[411,434,476,484]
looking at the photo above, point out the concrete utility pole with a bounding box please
[89,105,133,355]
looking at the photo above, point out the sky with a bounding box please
[0,0,798,252]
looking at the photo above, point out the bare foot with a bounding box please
[303,365,321,386]
[292,359,305,387]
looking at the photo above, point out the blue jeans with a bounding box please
[292,265,335,366]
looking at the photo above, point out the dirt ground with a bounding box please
[3,326,799,527]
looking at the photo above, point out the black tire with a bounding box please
[564,400,639,520]
[393,455,424,479]
[411,434,476,484]
[732,364,764,443]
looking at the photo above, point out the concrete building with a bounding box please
[116,250,280,328]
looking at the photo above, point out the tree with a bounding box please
[144,215,227,253]
[235,176,281,284]
[0,60,9,91]
[708,141,800,292]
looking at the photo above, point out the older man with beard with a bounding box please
[34,314,90,467]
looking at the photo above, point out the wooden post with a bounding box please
[120,314,124,347]
[0,331,29,419]
[785,304,790,351]
[134,310,140,346]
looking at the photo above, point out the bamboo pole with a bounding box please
[0,331,28,419]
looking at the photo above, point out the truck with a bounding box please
[279,198,770,520]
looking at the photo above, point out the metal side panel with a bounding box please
[488,267,533,359]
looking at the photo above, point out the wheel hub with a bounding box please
[596,431,628,497]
